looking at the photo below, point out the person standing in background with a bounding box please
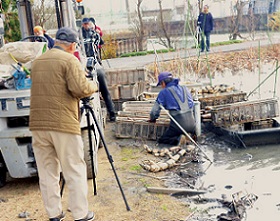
[33,25,55,49]
[197,5,214,52]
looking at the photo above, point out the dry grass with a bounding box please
[146,43,280,80]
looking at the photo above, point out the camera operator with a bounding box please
[30,27,97,221]
[81,17,100,58]
[81,17,116,122]
[89,17,104,60]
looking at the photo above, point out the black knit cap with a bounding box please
[56,27,78,43]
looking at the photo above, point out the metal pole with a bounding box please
[274,60,278,98]
[258,40,261,99]
[194,100,201,136]
[247,65,280,99]
[17,0,32,38]
[55,0,62,29]
[159,104,212,163]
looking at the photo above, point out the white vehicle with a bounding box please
[0,0,104,187]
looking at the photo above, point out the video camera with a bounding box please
[86,57,96,72]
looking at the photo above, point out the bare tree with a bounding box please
[229,0,249,40]
[135,0,144,51]
[198,0,204,13]
[32,0,56,30]
[245,1,258,40]
[157,0,172,49]
[125,0,131,24]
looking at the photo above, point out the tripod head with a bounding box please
[81,96,94,105]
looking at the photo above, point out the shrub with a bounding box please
[101,33,117,59]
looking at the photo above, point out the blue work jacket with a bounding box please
[150,79,194,121]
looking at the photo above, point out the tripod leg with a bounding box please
[85,110,97,195]
[87,105,131,211]
[60,172,65,197]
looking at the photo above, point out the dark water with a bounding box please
[167,134,280,221]
[177,64,280,220]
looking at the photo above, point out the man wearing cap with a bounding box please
[81,17,116,122]
[33,25,55,49]
[81,17,101,58]
[30,27,96,221]
[149,72,196,146]
[88,17,104,59]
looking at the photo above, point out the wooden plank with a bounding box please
[117,111,169,118]
[146,187,207,195]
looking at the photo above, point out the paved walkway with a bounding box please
[102,35,280,70]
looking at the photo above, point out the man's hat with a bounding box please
[89,17,95,24]
[157,72,173,86]
[56,27,78,43]
[82,17,90,24]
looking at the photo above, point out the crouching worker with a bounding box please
[30,27,96,221]
[149,72,196,146]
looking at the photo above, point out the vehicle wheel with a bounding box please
[81,129,98,179]
[0,171,6,188]
[0,158,6,188]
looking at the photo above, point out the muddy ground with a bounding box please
[0,122,191,221]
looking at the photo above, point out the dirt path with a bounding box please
[0,123,190,221]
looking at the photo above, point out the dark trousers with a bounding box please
[97,68,115,117]
[200,31,211,52]
[158,111,196,146]
[158,125,182,145]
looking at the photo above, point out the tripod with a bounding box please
[60,97,131,211]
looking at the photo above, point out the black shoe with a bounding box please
[109,112,116,122]
[75,211,95,221]
[109,116,116,122]
[49,212,65,221]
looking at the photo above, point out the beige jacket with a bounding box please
[29,47,97,135]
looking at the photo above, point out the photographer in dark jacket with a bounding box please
[81,18,101,58]
[81,18,116,121]
[197,5,214,52]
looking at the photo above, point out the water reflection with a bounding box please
[205,135,280,170]
[171,135,280,221]
[172,63,280,220]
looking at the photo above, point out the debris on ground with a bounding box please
[140,144,196,172]
[0,197,7,203]
[206,191,258,221]
[18,211,30,218]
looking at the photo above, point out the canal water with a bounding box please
[171,63,280,220]
[177,138,280,221]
